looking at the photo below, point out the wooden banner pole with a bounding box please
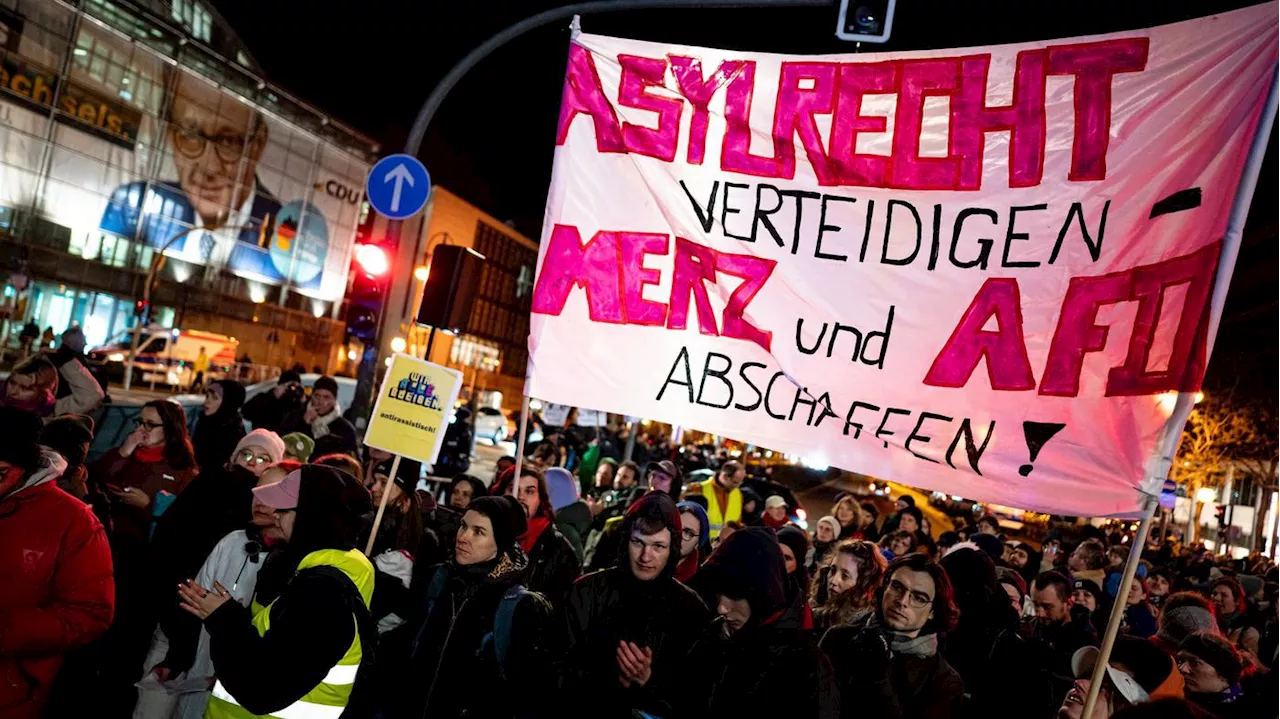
[364,455,402,556]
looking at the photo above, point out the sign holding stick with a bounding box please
[362,353,463,555]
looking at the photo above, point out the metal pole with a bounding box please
[511,394,531,486]
[1080,495,1159,716]
[624,421,639,462]
[1080,67,1278,719]
[403,0,831,156]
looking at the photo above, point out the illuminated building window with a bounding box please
[170,0,212,43]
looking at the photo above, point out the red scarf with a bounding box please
[675,553,699,583]
[520,516,551,554]
[134,444,166,463]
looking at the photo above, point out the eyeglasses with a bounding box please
[681,528,698,541]
[170,123,254,164]
[885,579,934,609]
[237,449,273,467]
[136,418,163,431]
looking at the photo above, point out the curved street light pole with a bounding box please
[123,225,255,391]
[404,0,831,156]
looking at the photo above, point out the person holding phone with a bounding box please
[89,399,198,713]
[241,370,305,434]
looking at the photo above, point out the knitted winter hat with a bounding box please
[280,432,315,462]
[40,414,95,467]
[235,429,286,464]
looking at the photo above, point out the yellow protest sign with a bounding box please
[363,353,463,464]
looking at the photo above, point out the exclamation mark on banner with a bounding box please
[1018,421,1066,477]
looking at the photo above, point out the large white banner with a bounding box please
[526,4,1278,516]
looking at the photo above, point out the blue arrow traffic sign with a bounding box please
[366,154,431,220]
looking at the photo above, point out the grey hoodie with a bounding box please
[6,448,67,498]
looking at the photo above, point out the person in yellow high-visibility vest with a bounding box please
[688,460,746,540]
[177,465,374,719]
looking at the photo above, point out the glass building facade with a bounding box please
[0,0,376,368]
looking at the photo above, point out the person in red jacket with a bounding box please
[0,407,114,719]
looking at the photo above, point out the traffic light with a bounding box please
[1214,504,1228,538]
[133,299,150,321]
[345,243,389,343]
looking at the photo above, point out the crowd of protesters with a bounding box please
[2,354,1278,719]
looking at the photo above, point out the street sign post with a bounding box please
[365,153,431,220]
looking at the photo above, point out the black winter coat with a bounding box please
[526,521,581,609]
[241,388,303,434]
[558,567,709,719]
[820,621,964,719]
[204,561,362,715]
[677,611,840,719]
[393,550,555,719]
[943,603,1056,719]
[192,413,246,473]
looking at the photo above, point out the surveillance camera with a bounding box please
[836,0,896,43]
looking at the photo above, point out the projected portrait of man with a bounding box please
[100,69,280,270]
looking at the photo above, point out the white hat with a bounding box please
[1071,646,1149,705]
[764,494,787,510]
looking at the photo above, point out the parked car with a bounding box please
[473,405,510,444]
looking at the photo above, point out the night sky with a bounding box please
[210,0,1276,394]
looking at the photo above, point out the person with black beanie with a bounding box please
[177,465,377,718]
[361,456,427,634]
[242,369,304,433]
[279,376,358,459]
[679,527,839,719]
[192,379,247,473]
[557,492,709,719]
[389,495,555,719]
[777,524,814,626]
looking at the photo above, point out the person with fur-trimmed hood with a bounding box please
[557,492,709,718]
[679,527,840,719]
[0,407,114,719]
[392,495,555,719]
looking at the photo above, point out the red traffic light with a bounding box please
[355,244,389,277]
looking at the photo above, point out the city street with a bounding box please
[1,2,1276,719]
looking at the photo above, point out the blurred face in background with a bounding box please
[449,481,475,510]
[1072,589,1097,613]
[1210,584,1238,615]
[828,553,860,596]
[233,445,274,478]
[310,389,337,417]
[817,522,837,543]
[137,406,166,447]
[203,385,223,416]
[679,512,700,560]
[594,462,614,489]
[1148,574,1171,598]
[614,465,637,490]
[517,475,541,519]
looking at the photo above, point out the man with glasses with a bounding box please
[100,69,320,285]
[558,492,708,719]
[820,552,965,719]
